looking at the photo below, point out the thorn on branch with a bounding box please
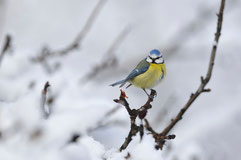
[166,134,176,140]
[190,93,194,98]
[202,88,211,92]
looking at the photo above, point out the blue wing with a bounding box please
[110,59,150,88]
[109,79,125,87]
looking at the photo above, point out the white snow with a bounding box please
[0,0,241,160]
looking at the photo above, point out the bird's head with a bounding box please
[146,49,164,64]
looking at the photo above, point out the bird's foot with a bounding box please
[148,95,155,99]
[150,89,157,98]
[142,88,157,99]
[148,90,157,99]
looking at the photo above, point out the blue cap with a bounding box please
[149,49,161,58]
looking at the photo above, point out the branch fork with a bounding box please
[114,89,162,151]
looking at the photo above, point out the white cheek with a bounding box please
[146,57,152,63]
[155,58,163,64]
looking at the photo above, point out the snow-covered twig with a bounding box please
[148,0,226,150]
[0,34,11,66]
[40,81,50,119]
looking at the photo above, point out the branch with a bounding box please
[0,34,12,66]
[40,81,50,119]
[114,89,156,151]
[149,0,226,150]
[164,5,212,57]
[32,0,107,63]
[144,119,175,150]
[80,27,130,82]
[87,105,122,132]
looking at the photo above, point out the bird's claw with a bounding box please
[148,95,155,99]
[150,89,157,98]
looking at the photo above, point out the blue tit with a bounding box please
[110,49,166,97]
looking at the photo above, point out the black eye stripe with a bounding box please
[149,56,162,60]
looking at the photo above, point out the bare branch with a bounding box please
[80,27,130,82]
[152,0,226,150]
[144,119,175,150]
[87,105,122,132]
[0,34,12,66]
[164,0,233,58]
[114,89,156,151]
[164,5,213,57]
[32,0,107,63]
[73,0,107,43]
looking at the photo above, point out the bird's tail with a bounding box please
[110,79,126,87]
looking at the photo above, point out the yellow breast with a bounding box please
[130,63,166,89]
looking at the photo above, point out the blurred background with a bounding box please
[0,0,240,159]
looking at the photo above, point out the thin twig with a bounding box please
[32,0,107,63]
[164,0,235,58]
[148,0,226,150]
[144,119,175,150]
[164,5,212,57]
[40,81,50,119]
[0,34,11,66]
[80,27,130,82]
[87,105,122,132]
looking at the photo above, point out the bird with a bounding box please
[110,49,166,98]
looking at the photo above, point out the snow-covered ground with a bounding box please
[0,0,241,159]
